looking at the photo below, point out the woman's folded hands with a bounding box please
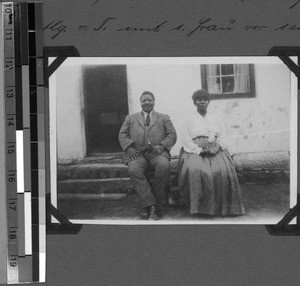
[199,143,221,157]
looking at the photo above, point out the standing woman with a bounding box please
[178,89,245,216]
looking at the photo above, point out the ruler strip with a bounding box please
[14,2,32,284]
[3,2,19,284]
[18,2,32,260]
[36,2,45,281]
[14,4,25,268]
[16,193,24,257]
[0,3,8,283]
[2,2,45,283]
[15,3,34,283]
[37,81,46,283]
[14,3,22,131]
[29,1,44,282]
[24,192,32,256]
[20,2,28,65]
[16,131,24,195]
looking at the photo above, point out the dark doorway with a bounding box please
[83,65,128,154]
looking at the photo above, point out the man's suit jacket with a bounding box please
[118,111,177,164]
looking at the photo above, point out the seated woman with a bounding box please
[177,89,245,216]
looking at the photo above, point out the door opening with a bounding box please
[83,65,128,155]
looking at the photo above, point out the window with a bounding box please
[201,64,255,99]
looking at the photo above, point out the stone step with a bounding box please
[58,163,129,181]
[57,151,290,185]
[58,193,127,200]
[58,153,124,165]
[57,178,132,195]
[237,170,289,184]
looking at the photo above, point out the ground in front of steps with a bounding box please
[57,183,291,224]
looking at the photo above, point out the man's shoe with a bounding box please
[148,205,160,220]
[140,206,150,219]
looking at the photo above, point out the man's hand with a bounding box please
[152,144,165,156]
[125,146,139,160]
[208,143,221,156]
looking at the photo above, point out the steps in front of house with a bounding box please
[57,162,132,199]
[58,163,129,180]
[57,152,290,200]
[58,177,131,194]
[57,161,181,201]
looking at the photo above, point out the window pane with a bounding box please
[206,64,219,77]
[216,65,220,76]
[222,76,234,93]
[221,64,234,75]
[234,75,250,93]
[233,64,249,75]
[208,77,221,94]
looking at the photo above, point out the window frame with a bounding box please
[200,64,256,100]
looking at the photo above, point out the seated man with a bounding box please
[118,91,177,220]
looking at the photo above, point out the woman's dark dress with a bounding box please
[178,110,245,215]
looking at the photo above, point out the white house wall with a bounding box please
[127,63,291,156]
[56,65,86,160]
[208,63,291,154]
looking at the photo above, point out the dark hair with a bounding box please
[140,91,155,101]
[192,89,210,103]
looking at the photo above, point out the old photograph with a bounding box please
[49,57,297,224]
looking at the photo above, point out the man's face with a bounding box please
[140,94,155,113]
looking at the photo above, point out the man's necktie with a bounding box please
[146,113,150,126]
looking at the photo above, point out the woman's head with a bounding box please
[192,89,210,114]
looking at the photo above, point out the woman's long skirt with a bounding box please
[178,148,245,215]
